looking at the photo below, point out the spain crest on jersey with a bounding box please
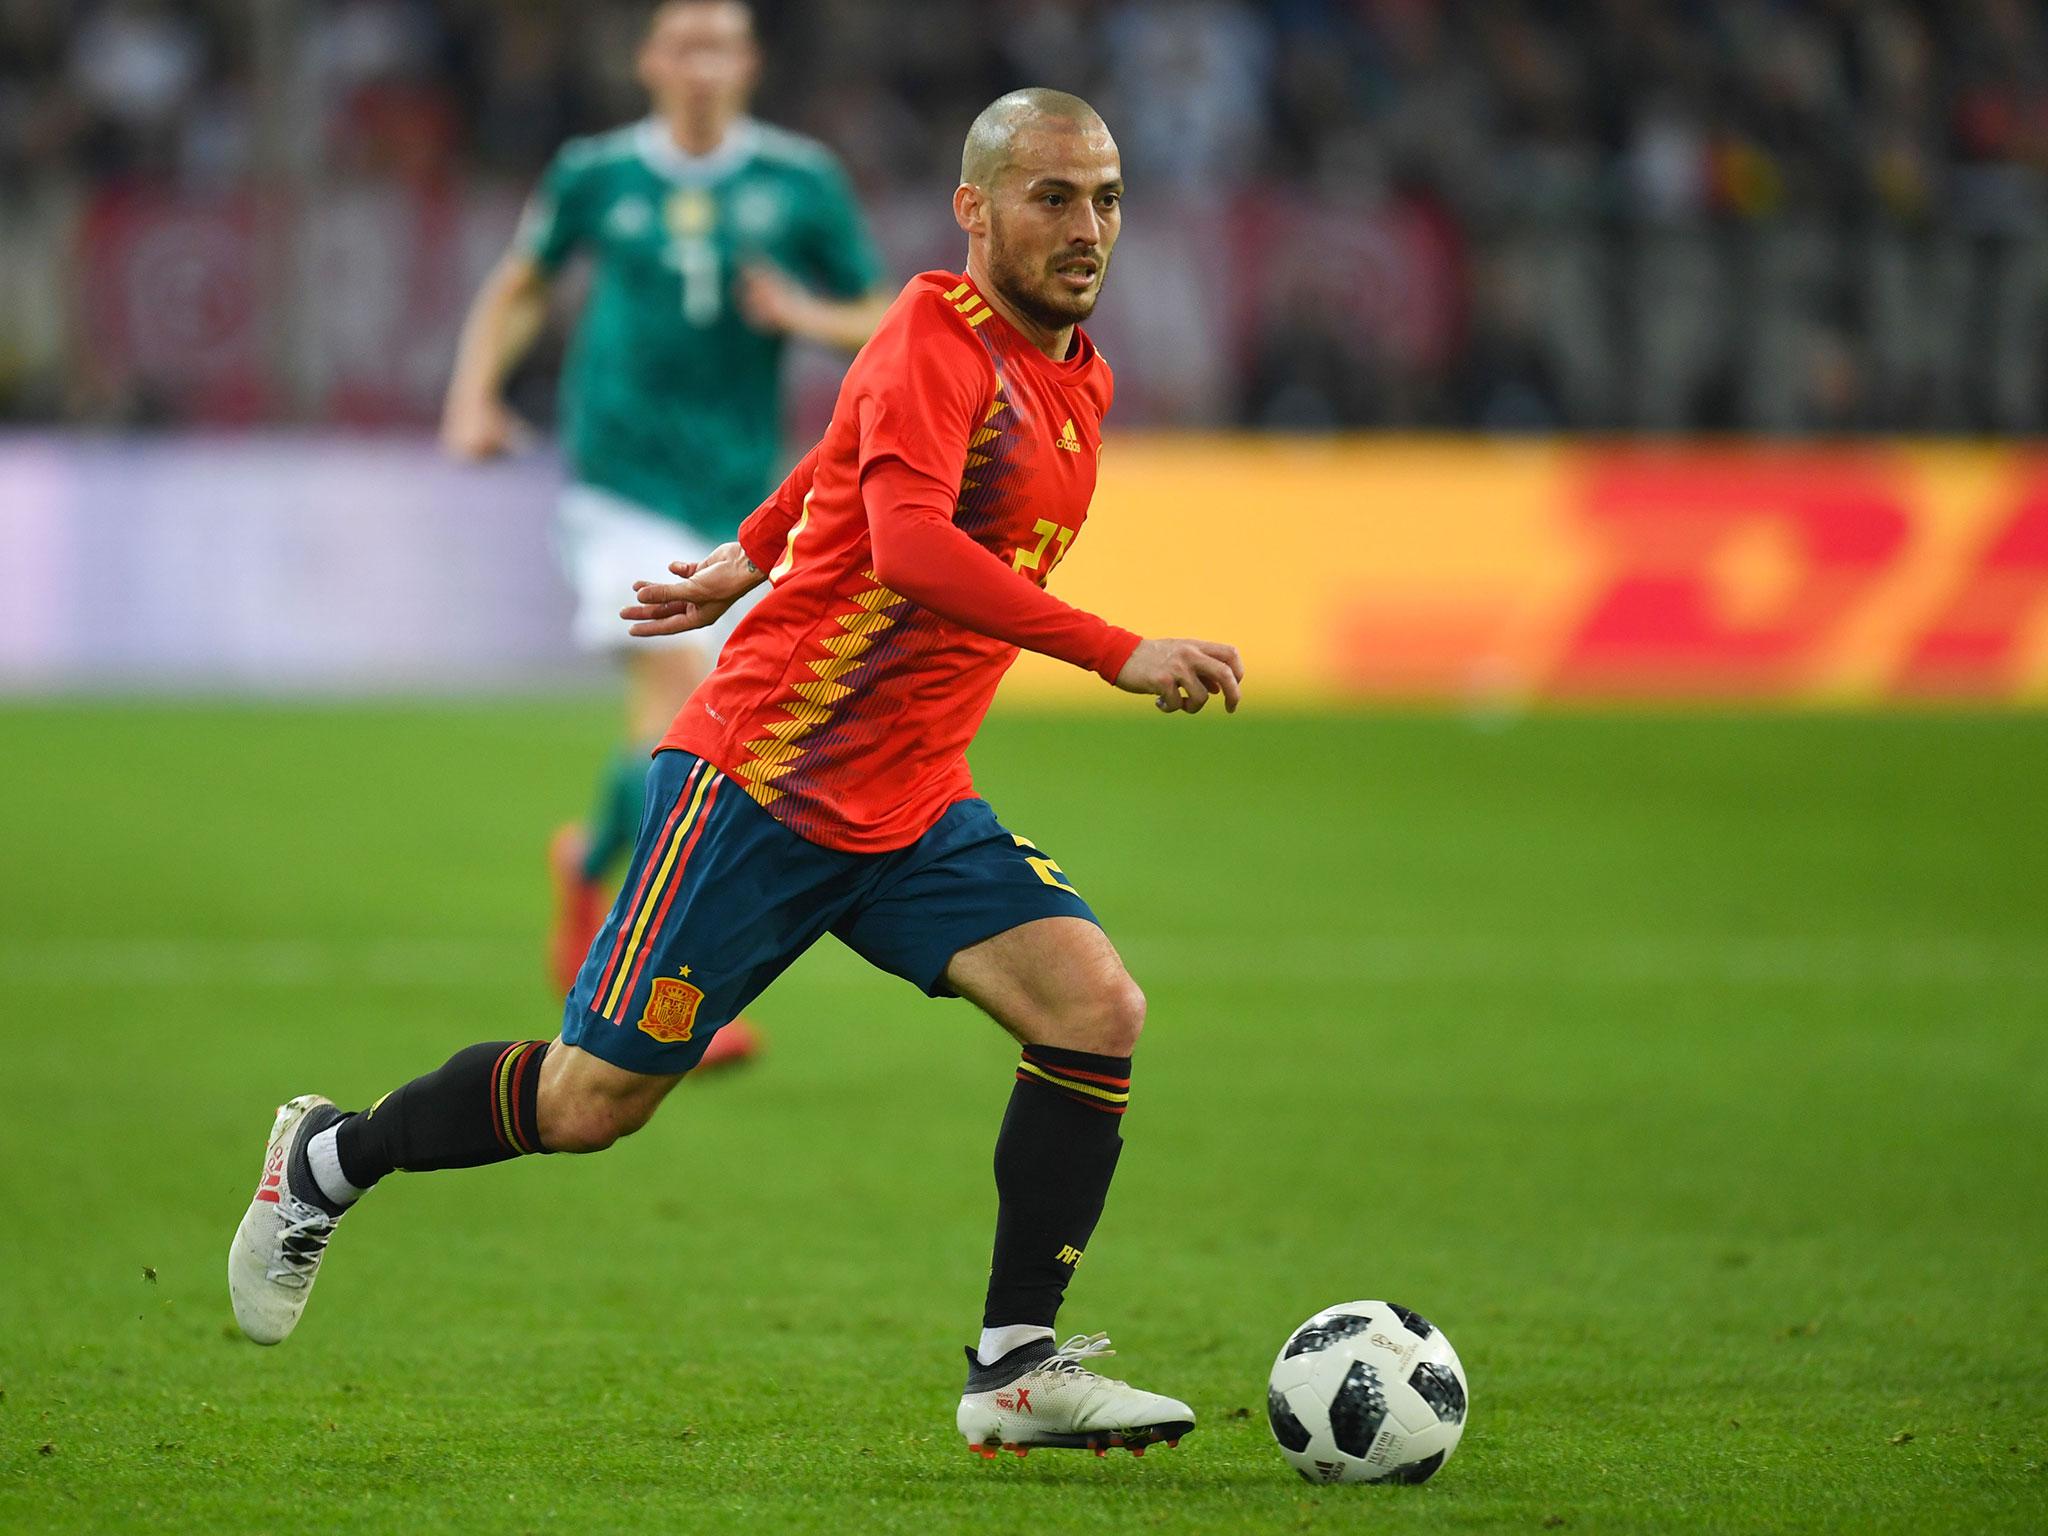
[637,976,705,1044]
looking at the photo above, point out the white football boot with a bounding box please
[228,1094,348,1345]
[958,1332,1196,1458]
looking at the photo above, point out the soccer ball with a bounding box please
[1266,1300,1468,1484]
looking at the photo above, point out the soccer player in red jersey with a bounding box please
[230,89,1243,1458]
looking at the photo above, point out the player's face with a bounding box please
[985,126,1123,334]
[638,1,757,124]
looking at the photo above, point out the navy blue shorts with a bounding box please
[561,750,1099,1074]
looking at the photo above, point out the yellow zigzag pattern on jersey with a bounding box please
[941,278,1008,491]
[960,391,1007,490]
[735,279,1010,810]
[735,575,911,808]
[942,279,995,328]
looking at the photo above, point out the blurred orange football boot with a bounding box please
[547,823,606,995]
[695,1017,762,1071]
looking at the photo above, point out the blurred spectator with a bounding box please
[1099,0,1273,191]
[5,0,2047,433]
[67,1,207,171]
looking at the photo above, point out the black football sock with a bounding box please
[333,1040,552,1190]
[981,1044,1131,1331]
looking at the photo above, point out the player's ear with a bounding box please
[953,183,987,238]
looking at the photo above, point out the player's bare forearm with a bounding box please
[440,254,549,460]
[621,543,767,636]
[740,269,889,352]
[791,292,891,351]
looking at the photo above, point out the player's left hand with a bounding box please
[621,542,767,636]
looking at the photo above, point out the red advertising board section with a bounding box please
[67,184,1459,433]
[73,184,510,427]
[1004,439,2048,706]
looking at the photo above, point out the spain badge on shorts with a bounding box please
[637,976,705,1044]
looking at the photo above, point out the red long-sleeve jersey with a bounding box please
[663,270,1141,853]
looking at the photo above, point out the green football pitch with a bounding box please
[2,702,2043,1534]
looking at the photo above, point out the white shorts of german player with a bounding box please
[554,483,768,655]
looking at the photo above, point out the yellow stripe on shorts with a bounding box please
[601,769,719,1019]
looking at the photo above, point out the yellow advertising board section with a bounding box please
[1003,437,2048,706]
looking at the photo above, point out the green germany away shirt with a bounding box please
[519,117,882,538]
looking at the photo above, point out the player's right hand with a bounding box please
[621,542,767,636]
[1115,638,1244,714]
[439,396,530,461]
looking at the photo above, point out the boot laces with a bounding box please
[1041,1332,1129,1388]
[267,1206,336,1288]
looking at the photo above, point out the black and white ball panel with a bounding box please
[1267,1299,1468,1486]
[1327,1360,1391,1458]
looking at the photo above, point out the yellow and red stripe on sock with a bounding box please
[1016,1048,1131,1114]
[488,1040,546,1154]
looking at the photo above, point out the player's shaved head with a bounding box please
[952,89,1123,349]
[961,88,1110,188]
[648,0,752,35]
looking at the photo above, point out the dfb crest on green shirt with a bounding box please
[519,118,881,540]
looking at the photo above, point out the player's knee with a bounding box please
[1021,973,1143,1057]
[1082,974,1146,1056]
[540,1083,661,1154]
[1108,975,1147,1054]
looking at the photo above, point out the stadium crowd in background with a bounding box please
[3,0,2046,432]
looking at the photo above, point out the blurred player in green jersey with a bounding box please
[441,0,886,1049]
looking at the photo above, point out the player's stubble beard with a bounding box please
[987,210,1111,339]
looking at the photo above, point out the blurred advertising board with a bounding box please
[56,185,1429,432]
[0,435,579,690]
[1011,438,2048,706]
[2,434,2042,703]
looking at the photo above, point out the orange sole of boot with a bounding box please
[968,1429,1185,1460]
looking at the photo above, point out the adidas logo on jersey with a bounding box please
[1056,419,1082,453]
